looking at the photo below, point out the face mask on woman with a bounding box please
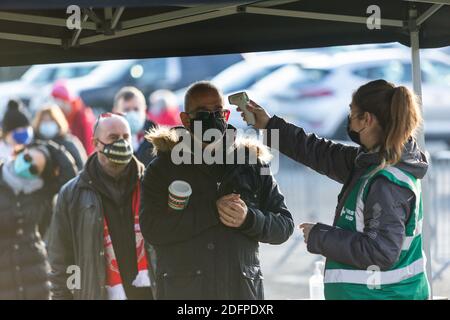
[346,115,365,146]
[14,152,39,180]
[39,121,60,139]
[12,127,33,145]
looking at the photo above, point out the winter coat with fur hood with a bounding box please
[140,125,294,300]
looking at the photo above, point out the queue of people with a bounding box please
[0,77,430,300]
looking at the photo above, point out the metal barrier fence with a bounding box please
[429,151,450,280]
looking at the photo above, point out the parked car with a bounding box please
[0,61,99,117]
[248,48,450,143]
[46,54,244,113]
[213,52,322,94]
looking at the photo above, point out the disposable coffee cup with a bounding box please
[168,180,192,211]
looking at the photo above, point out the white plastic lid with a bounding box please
[169,180,192,197]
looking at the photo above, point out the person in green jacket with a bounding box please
[237,79,430,300]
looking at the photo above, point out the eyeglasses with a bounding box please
[23,153,39,175]
[93,112,126,134]
[188,109,230,122]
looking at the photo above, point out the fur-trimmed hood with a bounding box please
[145,126,273,164]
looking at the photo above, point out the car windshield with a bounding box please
[81,59,135,83]
[422,59,450,85]
[250,64,330,92]
[213,61,283,93]
[21,65,52,83]
[21,63,98,84]
[352,60,405,83]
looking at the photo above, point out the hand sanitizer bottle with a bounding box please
[309,261,325,300]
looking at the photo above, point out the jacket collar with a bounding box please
[145,125,273,165]
[79,153,145,189]
[353,137,428,179]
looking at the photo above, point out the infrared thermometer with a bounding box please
[228,92,256,126]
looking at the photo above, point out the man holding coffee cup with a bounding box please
[140,81,294,300]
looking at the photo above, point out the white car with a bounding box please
[249,48,450,142]
[0,61,100,116]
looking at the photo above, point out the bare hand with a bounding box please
[236,100,271,129]
[299,223,316,244]
[216,194,248,228]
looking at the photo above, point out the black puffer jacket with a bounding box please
[0,142,77,300]
[0,163,52,300]
[140,126,294,300]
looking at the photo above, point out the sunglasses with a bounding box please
[23,153,39,175]
[188,109,230,122]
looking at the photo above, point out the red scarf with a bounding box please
[103,182,150,300]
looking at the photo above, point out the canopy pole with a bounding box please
[409,7,433,299]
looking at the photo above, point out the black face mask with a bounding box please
[346,115,364,146]
[189,111,227,144]
[98,138,133,165]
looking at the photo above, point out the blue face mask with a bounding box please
[39,121,59,139]
[12,127,33,145]
[14,153,38,180]
[125,111,145,135]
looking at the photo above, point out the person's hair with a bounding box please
[352,79,422,167]
[113,86,146,110]
[184,81,222,112]
[32,104,69,136]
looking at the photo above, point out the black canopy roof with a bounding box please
[0,0,448,66]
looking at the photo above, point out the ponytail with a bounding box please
[382,86,421,166]
[352,80,423,167]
